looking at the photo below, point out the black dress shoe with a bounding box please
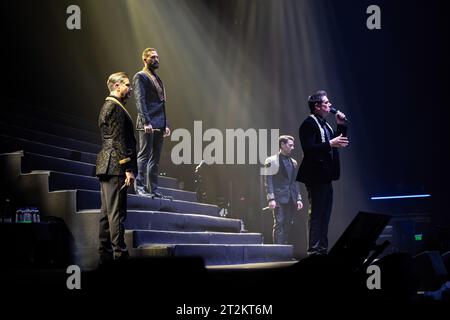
[136,188,152,196]
[149,191,164,198]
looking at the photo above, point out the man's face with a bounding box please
[145,50,159,69]
[315,96,332,118]
[280,139,294,156]
[115,78,132,100]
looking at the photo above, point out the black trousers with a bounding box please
[98,175,128,260]
[305,182,333,255]
[272,200,296,245]
[136,129,164,192]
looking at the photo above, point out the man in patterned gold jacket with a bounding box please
[96,72,137,263]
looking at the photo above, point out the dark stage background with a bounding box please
[3,0,449,256]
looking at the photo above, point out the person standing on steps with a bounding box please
[96,72,137,264]
[133,47,171,198]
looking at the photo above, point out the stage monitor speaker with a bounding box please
[413,250,448,291]
[329,211,391,271]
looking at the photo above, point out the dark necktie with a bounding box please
[320,119,331,142]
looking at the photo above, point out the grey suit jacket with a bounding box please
[264,153,302,205]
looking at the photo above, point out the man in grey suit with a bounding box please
[265,135,304,244]
[133,47,170,198]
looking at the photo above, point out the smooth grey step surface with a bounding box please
[1,109,101,144]
[137,244,294,265]
[22,151,96,176]
[0,134,97,164]
[0,122,101,154]
[3,101,99,135]
[76,189,219,216]
[17,151,178,189]
[131,229,262,246]
[48,171,196,201]
[79,209,241,232]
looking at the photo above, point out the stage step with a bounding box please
[76,190,219,216]
[22,151,96,176]
[2,103,99,139]
[79,209,241,232]
[0,122,100,154]
[0,134,97,165]
[130,230,262,246]
[1,109,100,144]
[134,243,294,265]
[47,171,196,202]
[17,151,178,189]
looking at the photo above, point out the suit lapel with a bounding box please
[105,97,133,122]
[143,68,166,102]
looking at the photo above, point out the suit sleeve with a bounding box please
[292,161,302,201]
[133,73,152,125]
[299,120,332,153]
[264,158,275,202]
[109,106,135,172]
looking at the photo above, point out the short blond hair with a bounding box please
[106,72,128,92]
[142,47,157,63]
[279,135,294,148]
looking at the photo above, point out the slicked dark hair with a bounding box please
[308,90,327,113]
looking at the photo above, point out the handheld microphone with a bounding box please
[330,107,350,123]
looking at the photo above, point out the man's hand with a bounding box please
[297,201,303,211]
[330,134,349,148]
[268,200,276,209]
[125,171,135,186]
[335,111,347,125]
[163,127,171,138]
[144,124,153,134]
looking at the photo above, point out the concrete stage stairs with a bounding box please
[0,108,293,269]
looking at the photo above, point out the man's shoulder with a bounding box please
[102,99,125,117]
[290,157,298,166]
[102,99,115,110]
[302,115,315,124]
[300,115,317,130]
[265,154,278,164]
[133,71,149,81]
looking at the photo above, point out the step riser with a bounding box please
[49,172,197,202]
[1,135,97,164]
[171,245,293,265]
[133,231,262,246]
[23,152,96,177]
[77,190,219,217]
[1,111,100,144]
[125,212,241,233]
[1,122,100,154]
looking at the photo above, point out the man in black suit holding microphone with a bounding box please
[296,90,349,256]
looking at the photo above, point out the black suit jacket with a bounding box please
[296,115,347,184]
[96,97,137,176]
[265,154,302,204]
[133,70,168,130]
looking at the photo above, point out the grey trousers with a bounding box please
[272,200,296,245]
[136,129,164,192]
[98,175,128,260]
